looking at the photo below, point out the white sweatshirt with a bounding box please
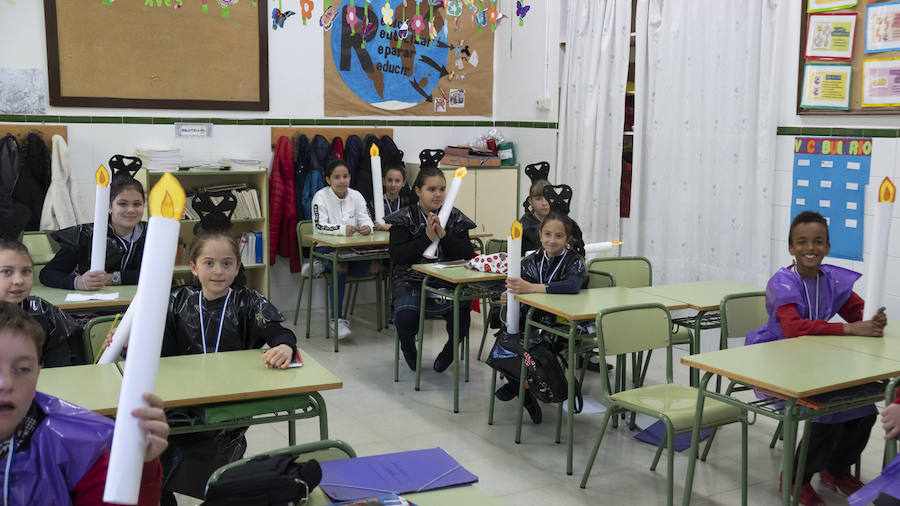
[311,186,374,235]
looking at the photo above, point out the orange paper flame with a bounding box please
[510,221,522,240]
[454,167,467,179]
[879,177,896,204]
[370,144,380,157]
[95,165,110,187]
[148,173,186,219]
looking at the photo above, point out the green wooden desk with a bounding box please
[680,339,900,505]
[635,280,762,386]
[36,362,122,416]
[304,232,391,351]
[410,264,506,414]
[512,287,688,475]
[30,283,138,312]
[304,484,500,505]
[800,321,900,361]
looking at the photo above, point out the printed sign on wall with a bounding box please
[791,137,872,260]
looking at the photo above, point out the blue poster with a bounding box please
[791,137,872,260]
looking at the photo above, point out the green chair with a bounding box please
[21,231,57,265]
[294,221,329,334]
[476,238,508,361]
[83,314,120,364]
[580,303,747,506]
[205,439,356,493]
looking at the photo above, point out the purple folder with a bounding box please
[634,420,711,452]
[318,448,478,502]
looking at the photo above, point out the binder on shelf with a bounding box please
[254,231,263,264]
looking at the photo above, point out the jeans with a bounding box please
[393,294,471,357]
[316,246,374,318]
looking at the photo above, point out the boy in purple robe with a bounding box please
[746,210,887,506]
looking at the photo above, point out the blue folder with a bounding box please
[634,420,711,452]
[318,447,478,502]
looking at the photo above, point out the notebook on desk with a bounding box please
[318,447,477,502]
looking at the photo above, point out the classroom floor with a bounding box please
[175,304,892,505]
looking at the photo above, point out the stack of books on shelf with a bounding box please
[182,183,263,220]
[218,158,262,171]
[239,231,263,265]
[135,148,182,172]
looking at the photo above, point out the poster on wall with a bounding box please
[805,13,857,59]
[808,0,858,12]
[791,137,872,260]
[861,57,900,106]
[865,1,900,53]
[800,63,853,109]
[323,0,494,117]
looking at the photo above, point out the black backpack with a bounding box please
[203,454,322,506]
[523,341,583,412]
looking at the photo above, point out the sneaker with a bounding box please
[334,319,352,339]
[433,345,453,372]
[779,473,825,506]
[402,349,417,371]
[819,468,865,496]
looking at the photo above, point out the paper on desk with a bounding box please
[433,260,469,269]
[65,292,120,302]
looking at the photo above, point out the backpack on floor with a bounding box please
[523,341,583,412]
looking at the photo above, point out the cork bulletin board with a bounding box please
[797,0,900,114]
[43,0,269,111]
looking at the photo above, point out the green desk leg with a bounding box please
[312,391,329,440]
[683,371,712,506]
[414,276,430,391]
[375,266,383,331]
[565,323,577,475]
[305,261,314,339]
[782,398,798,506]
[515,307,537,444]
[452,284,462,413]
[689,310,707,387]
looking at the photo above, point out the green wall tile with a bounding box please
[0,115,27,122]
[91,116,122,124]
[152,117,180,124]
[123,117,153,124]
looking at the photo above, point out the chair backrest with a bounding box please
[587,269,614,288]
[206,439,357,490]
[297,220,315,264]
[596,303,673,385]
[21,231,56,265]
[720,291,767,348]
[82,314,120,364]
[587,256,651,288]
[485,238,507,254]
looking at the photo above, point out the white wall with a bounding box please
[772,1,900,313]
[0,0,560,311]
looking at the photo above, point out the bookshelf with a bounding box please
[143,169,270,297]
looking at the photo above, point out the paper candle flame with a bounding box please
[148,173,186,219]
[95,165,110,187]
[510,220,522,240]
[370,144,380,157]
[454,167,467,179]
[879,177,896,203]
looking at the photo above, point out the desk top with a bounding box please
[412,264,507,284]
[681,338,900,398]
[37,363,122,416]
[152,349,343,408]
[305,484,500,506]
[515,287,689,322]
[800,321,900,361]
[31,284,137,311]
[635,280,763,311]
[469,232,493,239]
[303,232,390,247]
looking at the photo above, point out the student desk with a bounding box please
[410,263,506,414]
[304,232,391,351]
[634,280,762,386]
[36,362,122,416]
[681,338,900,506]
[513,287,688,475]
[30,283,138,312]
[304,484,500,505]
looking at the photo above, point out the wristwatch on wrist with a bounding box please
[111,271,121,285]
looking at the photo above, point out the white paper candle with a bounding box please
[370,144,385,222]
[91,165,111,272]
[423,167,467,259]
[506,221,523,334]
[584,241,624,262]
[863,177,895,320]
[97,291,138,364]
[104,173,185,505]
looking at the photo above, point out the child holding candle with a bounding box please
[40,158,147,291]
[746,210,887,505]
[496,184,587,424]
[157,196,297,504]
[0,302,168,505]
[387,166,476,373]
[371,164,415,231]
[312,159,381,339]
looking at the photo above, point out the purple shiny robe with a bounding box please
[746,264,875,423]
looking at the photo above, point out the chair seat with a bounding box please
[611,384,742,431]
[671,326,692,345]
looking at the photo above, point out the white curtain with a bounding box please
[623,0,788,285]
[556,0,632,244]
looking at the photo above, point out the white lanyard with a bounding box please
[385,196,399,215]
[539,250,568,285]
[199,289,232,354]
[4,437,15,506]
[793,265,820,320]
[115,225,138,271]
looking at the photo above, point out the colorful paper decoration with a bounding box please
[382,0,394,32]
[411,14,425,39]
[300,0,315,25]
[447,0,461,16]
[487,2,498,32]
[272,7,295,29]
[201,0,208,12]
[320,4,338,30]
[516,0,529,26]
[347,0,358,34]
[217,0,238,18]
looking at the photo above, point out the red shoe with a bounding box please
[819,468,865,496]
[779,473,825,506]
